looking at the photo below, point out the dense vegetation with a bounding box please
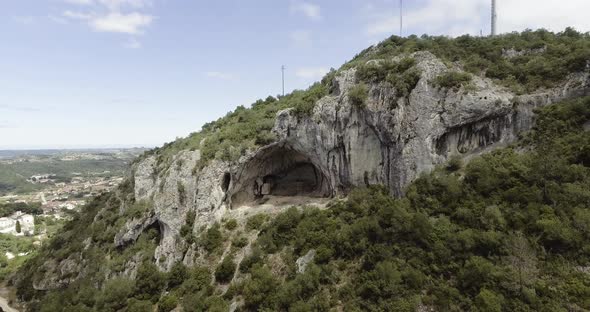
[13,94,590,311]
[0,202,42,218]
[347,27,590,94]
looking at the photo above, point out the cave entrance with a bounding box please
[230,145,332,207]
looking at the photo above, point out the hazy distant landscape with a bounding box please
[0,148,146,195]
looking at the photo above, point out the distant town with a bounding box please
[0,148,146,270]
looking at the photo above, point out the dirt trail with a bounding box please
[0,288,18,312]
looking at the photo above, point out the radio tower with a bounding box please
[491,0,497,36]
[399,0,403,37]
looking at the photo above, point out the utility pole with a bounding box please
[491,0,497,36]
[399,0,403,37]
[281,65,285,97]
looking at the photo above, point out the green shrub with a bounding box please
[158,294,178,312]
[135,262,165,302]
[100,278,135,311]
[348,83,368,108]
[434,71,472,90]
[215,255,236,284]
[239,247,264,273]
[232,236,248,248]
[246,214,267,231]
[167,262,188,289]
[202,224,224,253]
[224,219,238,230]
[177,182,186,205]
[126,299,153,312]
[474,289,504,312]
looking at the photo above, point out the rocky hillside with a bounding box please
[12,29,590,311]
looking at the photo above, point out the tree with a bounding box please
[15,220,21,234]
[135,262,165,301]
[100,278,135,311]
[506,232,538,295]
[215,255,236,284]
[158,294,178,312]
[167,262,188,289]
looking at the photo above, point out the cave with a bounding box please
[230,144,332,207]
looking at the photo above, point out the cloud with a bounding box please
[61,0,154,35]
[290,30,312,47]
[205,71,237,80]
[83,12,153,34]
[364,0,590,38]
[295,67,329,80]
[290,1,321,21]
[365,0,485,37]
[63,10,93,20]
[497,0,590,34]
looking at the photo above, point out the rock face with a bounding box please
[125,51,590,271]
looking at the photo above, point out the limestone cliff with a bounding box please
[124,51,589,271]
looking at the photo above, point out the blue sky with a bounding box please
[1,0,589,149]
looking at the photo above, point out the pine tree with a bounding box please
[15,220,21,234]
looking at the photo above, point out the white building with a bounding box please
[0,211,35,236]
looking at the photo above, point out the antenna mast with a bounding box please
[491,0,497,36]
[399,0,403,37]
[281,65,285,97]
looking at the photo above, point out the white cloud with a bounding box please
[290,30,312,47]
[63,10,93,20]
[123,38,142,48]
[60,0,154,35]
[365,0,485,37]
[498,0,590,34]
[296,67,329,80]
[364,0,590,38]
[90,12,153,34]
[290,1,321,21]
[205,71,237,80]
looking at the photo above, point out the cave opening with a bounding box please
[230,145,332,207]
[221,172,231,192]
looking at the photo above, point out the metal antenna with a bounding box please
[399,0,403,37]
[281,65,285,97]
[491,0,497,36]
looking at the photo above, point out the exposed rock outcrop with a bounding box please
[122,51,589,271]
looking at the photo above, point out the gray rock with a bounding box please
[296,249,316,274]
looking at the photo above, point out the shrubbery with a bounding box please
[434,71,473,90]
[215,255,236,284]
[348,83,368,108]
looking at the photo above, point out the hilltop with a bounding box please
[11,29,590,311]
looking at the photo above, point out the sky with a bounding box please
[1,0,589,150]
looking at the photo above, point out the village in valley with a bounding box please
[0,148,146,274]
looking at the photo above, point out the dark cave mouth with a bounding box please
[229,146,332,207]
